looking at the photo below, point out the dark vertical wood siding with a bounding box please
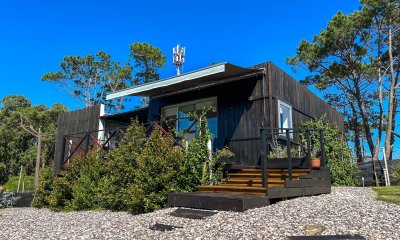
[54,105,101,173]
[268,62,344,131]
[148,61,344,166]
[152,72,269,166]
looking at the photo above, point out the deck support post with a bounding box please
[84,132,90,156]
[260,128,268,189]
[306,129,311,170]
[58,136,66,173]
[286,129,292,180]
[319,129,326,167]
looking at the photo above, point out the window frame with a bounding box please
[161,97,218,138]
[277,99,293,138]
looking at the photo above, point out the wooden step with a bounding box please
[240,169,310,174]
[224,178,285,183]
[196,185,267,196]
[223,178,286,187]
[222,183,284,187]
[228,172,302,179]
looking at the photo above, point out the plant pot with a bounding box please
[311,158,321,169]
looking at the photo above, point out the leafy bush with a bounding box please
[126,128,187,213]
[4,175,34,192]
[68,149,107,210]
[32,166,55,208]
[392,161,400,185]
[33,116,224,213]
[184,111,225,186]
[0,192,20,208]
[46,176,72,210]
[101,120,146,210]
[300,115,359,186]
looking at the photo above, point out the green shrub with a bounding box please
[68,149,107,210]
[184,111,224,186]
[101,120,146,210]
[300,115,359,186]
[4,175,34,192]
[32,166,55,208]
[33,116,224,213]
[392,161,400,185]
[47,176,72,210]
[33,149,107,211]
[126,128,187,213]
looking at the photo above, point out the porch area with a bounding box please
[168,127,331,211]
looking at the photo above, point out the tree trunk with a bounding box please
[35,128,42,190]
[349,101,362,162]
[384,28,396,162]
[389,98,397,161]
[355,95,375,158]
[353,121,363,162]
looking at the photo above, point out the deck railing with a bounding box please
[259,127,326,189]
[60,126,129,166]
[59,119,198,168]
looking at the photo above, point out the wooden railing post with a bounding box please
[286,129,292,181]
[84,132,90,156]
[319,129,326,167]
[260,128,268,189]
[57,136,66,173]
[306,129,311,170]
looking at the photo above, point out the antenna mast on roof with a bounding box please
[173,44,185,75]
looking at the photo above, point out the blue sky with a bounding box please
[0,0,360,110]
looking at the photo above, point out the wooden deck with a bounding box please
[168,166,331,211]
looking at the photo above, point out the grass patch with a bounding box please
[372,186,400,205]
[3,176,35,192]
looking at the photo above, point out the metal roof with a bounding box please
[106,62,262,100]
[100,107,148,123]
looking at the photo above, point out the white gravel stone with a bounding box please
[0,187,399,239]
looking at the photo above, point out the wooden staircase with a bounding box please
[196,168,311,196]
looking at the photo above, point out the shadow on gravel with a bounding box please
[149,223,183,232]
[287,234,365,240]
[169,208,217,219]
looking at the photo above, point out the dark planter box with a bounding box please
[14,192,34,207]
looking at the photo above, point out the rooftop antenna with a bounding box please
[173,44,185,75]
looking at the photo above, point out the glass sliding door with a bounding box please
[161,97,217,141]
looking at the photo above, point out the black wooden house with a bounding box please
[54,61,343,211]
[106,61,342,163]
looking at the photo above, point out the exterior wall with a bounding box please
[54,105,102,173]
[150,62,344,166]
[268,62,344,131]
[150,74,267,166]
[55,62,344,169]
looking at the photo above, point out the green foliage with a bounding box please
[129,42,166,84]
[0,95,67,185]
[392,161,400,184]
[300,116,359,186]
[32,166,55,208]
[33,113,225,213]
[287,1,400,163]
[184,110,224,186]
[3,176,34,192]
[42,51,133,112]
[101,120,146,210]
[46,176,72,210]
[126,128,187,213]
[68,149,107,210]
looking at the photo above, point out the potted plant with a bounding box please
[310,147,321,169]
[215,147,235,165]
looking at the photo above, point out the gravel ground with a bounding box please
[0,187,399,240]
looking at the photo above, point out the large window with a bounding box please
[278,100,293,137]
[162,97,217,141]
